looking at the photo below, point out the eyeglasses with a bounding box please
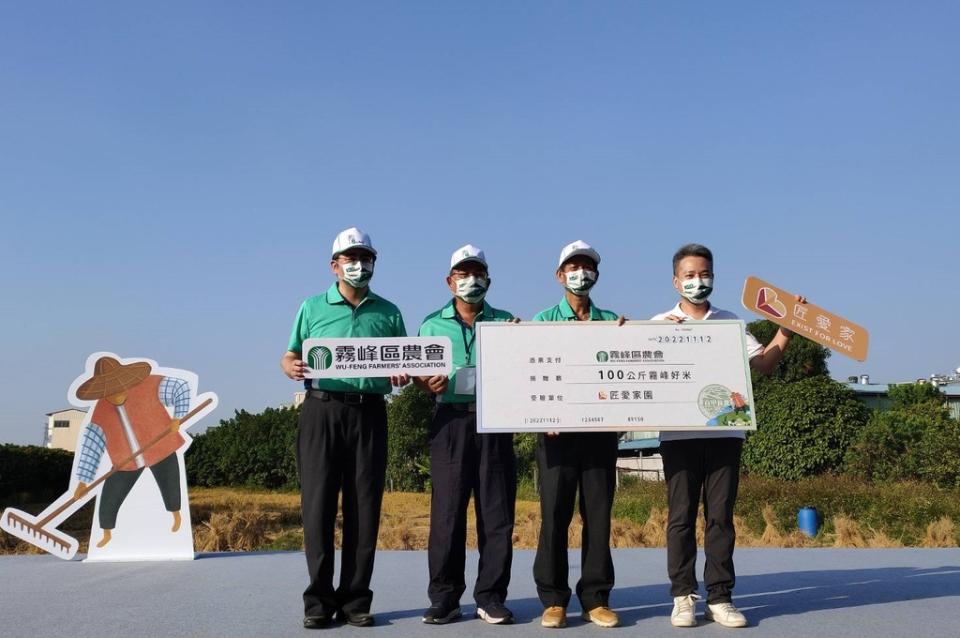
[334,254,376,264]
[450,270,487,280]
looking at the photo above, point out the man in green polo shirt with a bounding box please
[414,244,518,626]
[533,240,623,630]
[281,227,408,630]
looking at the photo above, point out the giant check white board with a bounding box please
[476,321,756,433]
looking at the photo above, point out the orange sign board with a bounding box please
[741,276,869,361]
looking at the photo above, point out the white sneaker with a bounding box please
[705,601,748,628]
[671,593,700,627]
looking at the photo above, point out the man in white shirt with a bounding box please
[651,243,802,629]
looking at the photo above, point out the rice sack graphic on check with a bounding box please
[698,384,752,428]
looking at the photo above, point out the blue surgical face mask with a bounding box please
[455,276,489,304]
[680,276,713,304]
[340,260,374,288]
[564,269,597,296]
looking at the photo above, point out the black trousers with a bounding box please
[660,437,743,604]
[427,405,517,607]
[99,452,181,529]
[297,394,388,617]
[533,432,618,610]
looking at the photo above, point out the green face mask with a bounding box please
[680,276,713,304]
[455,276,489,304]
[564,269,597,296]
[340,260,374,288]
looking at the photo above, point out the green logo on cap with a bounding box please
[308,346,333,371]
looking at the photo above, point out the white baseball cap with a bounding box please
[558,240,601,268]
[450,244,488,270]
[331,227,377,258]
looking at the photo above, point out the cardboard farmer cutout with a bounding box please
[1,353,217,561]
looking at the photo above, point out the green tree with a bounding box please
[0,444,75,501]
[916,417,960,487]
[845,383,959,486]
[385,385,434,491]
[747,319,831,383]
[186,406,299,489]
[743,376,870,479]
[887,382,948,409]
[842,411,905,482]
[513,433,537,484]
[391,385,535,490]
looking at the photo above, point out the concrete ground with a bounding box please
[1,549,957,638]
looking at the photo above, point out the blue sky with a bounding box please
[2,1,958,444]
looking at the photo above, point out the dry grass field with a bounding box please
[188,486,957,552]
[4,481,958,555]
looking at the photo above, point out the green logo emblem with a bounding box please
[308,346,333,371]
[698,384,732,419]
[595,351,609,363]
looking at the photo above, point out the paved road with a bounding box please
[1,549,957,637]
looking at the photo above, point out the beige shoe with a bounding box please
[541,606,567,628]
[582,606,620,628]
[705,602,748,628]
[671,594,701,627]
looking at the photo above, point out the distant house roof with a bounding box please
[619,437,661,451]
[846,382,960,398]
[846,383,891,395]
[618,430,661,452]
[45,408,87,417]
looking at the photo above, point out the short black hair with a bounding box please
[672,244,713,275]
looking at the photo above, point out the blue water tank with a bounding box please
[797,507,821,537]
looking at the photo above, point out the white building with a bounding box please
[617,432,663,481]
[44,408,87,452]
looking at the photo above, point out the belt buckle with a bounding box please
[344,392,364,405]
[309,390,331,402]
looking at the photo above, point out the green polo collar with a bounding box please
[325,282,381,307]
[557,296,603,320]
[439,298,494,320]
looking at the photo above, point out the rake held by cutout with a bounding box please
[1,398,213,560]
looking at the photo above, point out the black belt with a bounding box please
[307,389,384,405]
[438,401,476,413]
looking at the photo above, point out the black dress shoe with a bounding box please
[337,610,375,627]
[303,613,333,629]
[422,601,462,624]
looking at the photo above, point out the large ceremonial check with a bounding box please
[302,336,453,378]
[476,321,756,433]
